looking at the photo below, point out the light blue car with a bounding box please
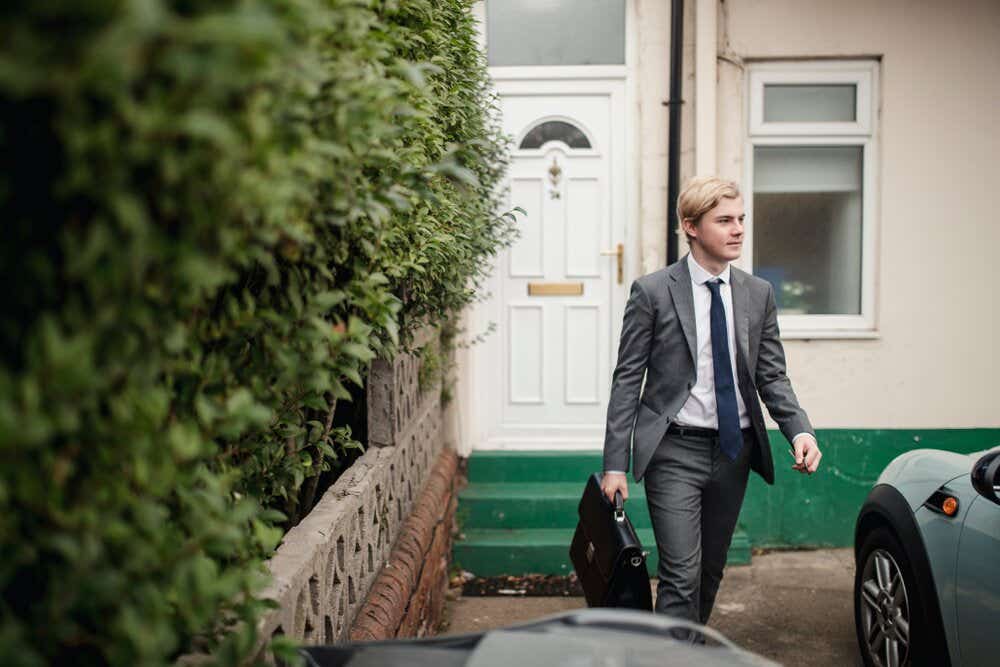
[853,445,1000,667]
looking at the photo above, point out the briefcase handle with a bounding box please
[613,491,625,523]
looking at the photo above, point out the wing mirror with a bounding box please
[970,448,1000,505]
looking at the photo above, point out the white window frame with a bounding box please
[743,59,880,339]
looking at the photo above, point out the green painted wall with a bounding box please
[465,429,1000,548]
[739,429,999,547]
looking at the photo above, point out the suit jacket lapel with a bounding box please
[667,255,697,365]
[730,268,751,367]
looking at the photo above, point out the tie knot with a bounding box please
[706,278,724,293]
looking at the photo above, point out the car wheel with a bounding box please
[855,527,920,667]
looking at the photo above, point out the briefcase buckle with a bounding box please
[630,555,643,567]
[614,509,625,523]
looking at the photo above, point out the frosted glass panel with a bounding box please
[764,84,856,122]
[754,145,861,193]
[753,146,863,315]
[487,0,626,66]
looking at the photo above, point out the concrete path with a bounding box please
[442,548,861,666]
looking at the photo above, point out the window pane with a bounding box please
[519,120,591,149]
[487,0,626,67]
[764,84,856,122]
[753,145,863,315]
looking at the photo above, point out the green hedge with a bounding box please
[0,0,516,664]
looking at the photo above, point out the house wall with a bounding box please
[450,0,999,559]
[692,0,1000,429]
[456,0,1000,459]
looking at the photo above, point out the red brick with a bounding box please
[382,565,414,593]
[348,625,379,642]
[348,447,459,640]
[400,511,451,637]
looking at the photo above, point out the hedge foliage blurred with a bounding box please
[0,0,516,664]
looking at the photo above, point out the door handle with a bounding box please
[600,243,624,284]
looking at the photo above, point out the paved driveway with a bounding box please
[443,548,861,666]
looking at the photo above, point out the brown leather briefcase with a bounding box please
[568,473,653,610]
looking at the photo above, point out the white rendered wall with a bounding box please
[456,0,1000,454]
[632,0,699,274]
[708,0,1000,429]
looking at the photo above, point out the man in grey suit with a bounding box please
[600,176,822,634]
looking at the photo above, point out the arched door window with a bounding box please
[518,120,592,150]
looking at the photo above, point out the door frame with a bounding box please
[459,2,641,453]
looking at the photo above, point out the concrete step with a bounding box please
[455,450,752,576]
[458,482,653,530]
[453,527,751,577]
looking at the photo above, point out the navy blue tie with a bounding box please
[705,279,743,460]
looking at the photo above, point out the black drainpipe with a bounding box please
[663,0,685,265]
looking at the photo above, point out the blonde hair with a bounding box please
[676,176,741,242]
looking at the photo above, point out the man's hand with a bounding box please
[791,434,822,474]
[601,472,629,503]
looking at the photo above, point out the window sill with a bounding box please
[779,329,880,341]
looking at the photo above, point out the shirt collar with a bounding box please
[687,253,731,286]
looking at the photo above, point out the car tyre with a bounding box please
[855,526,928,667]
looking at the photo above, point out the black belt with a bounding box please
[667,423,755,440]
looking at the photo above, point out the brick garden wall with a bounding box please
[250,327,459,656]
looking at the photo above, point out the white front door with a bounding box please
[472,76,631,450]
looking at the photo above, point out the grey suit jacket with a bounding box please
[602,254,814,485]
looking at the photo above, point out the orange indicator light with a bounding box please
[941,497,958,516]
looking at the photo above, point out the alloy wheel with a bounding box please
[860,548,911,667]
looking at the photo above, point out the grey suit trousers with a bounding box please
[643,428,753,625]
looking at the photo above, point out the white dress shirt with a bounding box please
[675,254,750,429]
